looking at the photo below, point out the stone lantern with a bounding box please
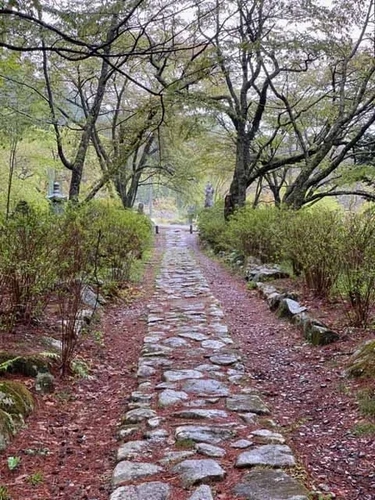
[47,181,67,214]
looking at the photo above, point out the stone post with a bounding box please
[204,182,214,208]
[47,181,67,214]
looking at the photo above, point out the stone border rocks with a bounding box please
[254,279,339,346]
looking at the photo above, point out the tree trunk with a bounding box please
[6,138,17,219]
[224,129,249,219]
[68,63,110,200]
[282,178,309,209]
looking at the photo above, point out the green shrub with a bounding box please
[339,211,375,327]
[282,208,344,297]
[223,206,285,262]
[197,204,226,252]
[0,206,57,326]
[79,202,152,284]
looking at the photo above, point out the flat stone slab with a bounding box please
[158,389,189,407]
[173,409,228,420]
[141,357,173,367]
[236,445,296,468]
[183,379,230,396]
[144,429,169,441]
[196,442,226,458]
[226,395,269,414]
[176,425,235,444]
[172,459,225,487]
[240,413,258,424]
[117,440,149,461]
[278,298,307,318]
[233,469,308,499]
[137,365,156,378]
[125,408,157,423]
[131,392,153,404]
[188,485,214,500]
[201,340,226,350]
[231,439,252,449]
[212,324,228,334]
[148,316,164,323]
[142,344,172,357]
[178,332,208,342]
[251,429,285,444]
[110,482,170,500]
[112,461,163,485]
[162,337,189,348]
[159,451,196,464]
[209,354,239,366]
[195,364,221,372]
[163,369,203,382]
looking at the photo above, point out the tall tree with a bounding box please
[0,0,208,201]
[194,0,324,217]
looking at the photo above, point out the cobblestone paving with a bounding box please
[110,228,309,500]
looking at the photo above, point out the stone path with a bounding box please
[109,228,309,500]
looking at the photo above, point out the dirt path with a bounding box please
[188,231,375,499]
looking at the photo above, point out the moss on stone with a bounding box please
[0,381,33,415]
[0,409,16,451]
[347,339,375,378]
[0,381,34,451]
[0,351,52,377]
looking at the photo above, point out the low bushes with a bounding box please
[0,201,152,374]
[198,204,227,251]
[198,203,375,327]
[282,209,345,297]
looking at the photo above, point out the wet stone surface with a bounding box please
[109,227,307,499]
[234,469,309,500]
[182,378,230,396]
[187,485,214,500]
[175,425,236,445]
[112,461,163,485]
[110,482,171,500]
[226,395,270,414]
[236,445,296,468]
[172,459,226,487]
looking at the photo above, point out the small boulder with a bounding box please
[303,319,339,345]
[35,373,55,394]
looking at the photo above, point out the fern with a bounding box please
[39,351,60,361]
[0,357,21,374]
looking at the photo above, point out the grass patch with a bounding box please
[357,388,375,417]
[175,438,195,449]
[352,421,375,436]
[27,471,44,486]
[0,486,10,500]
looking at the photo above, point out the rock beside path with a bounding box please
[234,469,309,500]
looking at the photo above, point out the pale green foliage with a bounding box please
[7,456,20,471]
[339,211,375,326]
[223,206,286,263]
[200,203,375,323]
[281,208,345,297]
[81,201,152,283]
[0,206,57,325]
[197,205,226,251]
[0,199,152,374]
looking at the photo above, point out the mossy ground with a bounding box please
[0,381,34,450]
